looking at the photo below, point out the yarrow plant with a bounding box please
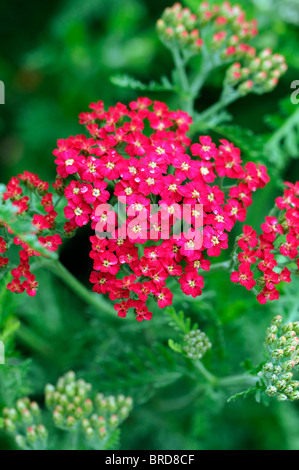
[52,97,273,322]
[1,0,299,452]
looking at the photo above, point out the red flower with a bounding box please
[231,263,256,290]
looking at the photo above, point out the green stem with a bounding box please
[190,90,239,135]
[194,360,218,386]
[171,48,194,115]
[44,260,116,318]
[218,374,259,389]
[208,260,231,273]
[266,107,299,150]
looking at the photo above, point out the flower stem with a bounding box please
[194,360,218,386]
[45,260,116,318]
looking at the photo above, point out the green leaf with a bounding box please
[227,387,258,403]
[168,338,182,354]
[110,74,174,92]
[166,307,195,335]
[264,97,299,169]
[214,124,267,162]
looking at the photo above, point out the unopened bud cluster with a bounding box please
[157,3,203,52]
[225,49,287,96]
[45,371,133,444]
[156,2,286,95]
[183,329,212,360]
[0,371,133,450]
[258,316,299,402]
[1,398,48,450]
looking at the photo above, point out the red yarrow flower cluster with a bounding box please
[0,172,62,296]
[231,182,299,303]
[53,98,270,321]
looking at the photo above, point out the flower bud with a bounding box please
[15,435,26,449]
[277,393,288,402]
[29,402,40,416]
[83,399,93,414]
[37,424,48,440]
[66,416,76,428]
[266,386,277,397]
[237,80,254,96]
[26,426,37,443]
[109,414,118,426]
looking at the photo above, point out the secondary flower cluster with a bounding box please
[231,182,299,304]
[1,398,48,450]
[53,98,270,321]
[0,371,133,450]
[157,2,286,96]
[157,1,258,53]
[0,171,62,296]
[45,371,133,447]
[183,329,212,360]
[225,48,287,95]
[258,315,299,402]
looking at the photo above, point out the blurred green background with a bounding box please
[0,0,299,450]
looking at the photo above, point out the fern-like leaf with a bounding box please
[110,74,174,92]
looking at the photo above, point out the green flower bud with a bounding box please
[26,426,37,443]
[271,349,284,359]
[283,385,294,396]
[3,408,18,421]
[282,361,296,372]
[56,378,65,392]
[65,384,76,399]
[30,402,40,416]
[4,418,16,433]
[85,427,94,438]
[272,315,283,326]
[265,386,277,397]
[281,373,293,381]
[37,425,48,440]
[282,322,293,333]
[109,414,118,427]
[82,419,90,430]
[277,394,288,402]
[289,391,299,401]
[99,426,107,438]
[119,406,130,419]
[275,380,286,391]
[83,399,93,414]
[73,396,83,407]
[66,403,76,415]
[15,435,26,449]
[59,394,69,407]
[66,416,76,428]
[74,407,84,419]
[53,410,64,426]
[20,409,32,422]
[16,398,30,412]
[45,384,55,395]
[262,362,274,373]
